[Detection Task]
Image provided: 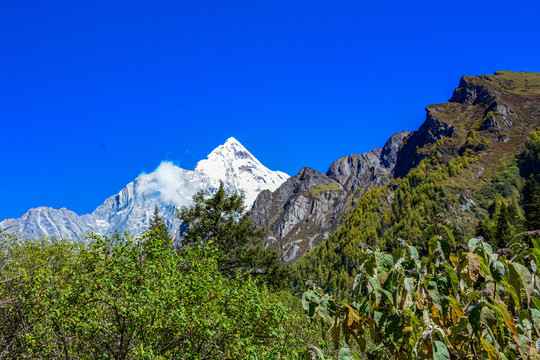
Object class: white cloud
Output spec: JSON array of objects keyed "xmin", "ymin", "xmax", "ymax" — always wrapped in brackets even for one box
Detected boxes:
[{"xmin": 139, "ymin": 161, "xmax": 194, "ymax": 207}]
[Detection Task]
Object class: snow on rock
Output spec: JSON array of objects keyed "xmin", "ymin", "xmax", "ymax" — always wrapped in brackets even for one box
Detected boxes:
[
  {"xmin": 1, "ymin": 138, "xmax": 289, "ymax": 241},
  {"xmin": 195, "ymin": 137, "xmax": 288, "ymax": 206}
]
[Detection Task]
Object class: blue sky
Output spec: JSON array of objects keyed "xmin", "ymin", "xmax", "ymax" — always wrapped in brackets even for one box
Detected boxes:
[{"xmin": 1, "ymin": 0, "xmax": 539, "ymax": 220}]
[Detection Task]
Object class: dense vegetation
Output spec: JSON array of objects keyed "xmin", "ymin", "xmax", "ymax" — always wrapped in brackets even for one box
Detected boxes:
[
  {"xmin": 1, "ymin": 136, "xmax": 538, "ymax": 358},
  {"xmin": 177, "ymin": 183, "xmax": 289, "ymax": 288},
  {"xmin": 0, "ymin": 191, "xmax": 310, "ymax": 359},
  {"xmin": 302, "ymin": 223, "xmax": 540, "ymax": 359}
]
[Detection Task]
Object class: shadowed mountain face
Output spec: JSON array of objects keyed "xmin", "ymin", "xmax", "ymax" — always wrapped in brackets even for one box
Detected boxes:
[{"xmin": 249, "ymin": 131, "xmax": 408, "ymax": 263}]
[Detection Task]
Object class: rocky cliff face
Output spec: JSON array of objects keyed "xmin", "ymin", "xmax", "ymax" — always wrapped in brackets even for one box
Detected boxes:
[
  {"xmin": 250, "ymin": 131, "xmax": 408, "ymax": 263},
  {"xmin": 393, "ymin": 109, "xmax": 454, "ymax": 178}
]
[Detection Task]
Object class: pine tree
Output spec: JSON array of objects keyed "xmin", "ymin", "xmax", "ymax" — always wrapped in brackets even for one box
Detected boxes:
[
  {"xmin": 522, "ymin": 179, "xmax": 540, "ymax": 230},
  {"xmin": 475, "ymin": 219, "xmax": 494, "ymax": 243},
  {"xmin": 519, "ymin": 131, "xmax": 540, "ymax": 231},
  {"xmin": 148, "ymin": 205, "xmax": 171, "ymax": 243},
  {"xmin": 494, "ymin": 204, "xmax": 512, "ymax": 248},
  {"xmin": 519, "ymin": 130, "xmax": 540, "ymax": 181},
  {"xmin": 141, "ymin": 206, "xmax": 172, "ymax": 258},
  {"xmin": 177, "ymin": 182, "xmax": 289, "ymax": 287}
]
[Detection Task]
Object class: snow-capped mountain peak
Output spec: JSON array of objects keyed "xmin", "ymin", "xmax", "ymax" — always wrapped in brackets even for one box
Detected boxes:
[
  {"xmin": 195, "ymin": 137, "xmax": 288, "ymax": 206},
  {"xmin": 1, "ymin": 138, "xmax": 289, "ymax": 241}
]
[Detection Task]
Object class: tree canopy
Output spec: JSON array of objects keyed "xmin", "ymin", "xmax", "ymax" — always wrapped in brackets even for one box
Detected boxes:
[{"xmin": 177, "ymin": 182, "xmax": 289, "ymax": 288}]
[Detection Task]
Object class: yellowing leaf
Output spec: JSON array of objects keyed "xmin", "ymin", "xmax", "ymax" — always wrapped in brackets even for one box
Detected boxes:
[
  {"xmin": 487, "ymin": 303, "xmax": 518, "ymax": 336},
  {"xmin": 449, "ymin": 253, "xmax": 459, "ymax": 267},
  {"xmin": 467, "ymin": 253, "xmax": 480, "ymax": 282},
  {"xmin": 480, "ymin": 338, "xmax": 498, "ymax": 360}
]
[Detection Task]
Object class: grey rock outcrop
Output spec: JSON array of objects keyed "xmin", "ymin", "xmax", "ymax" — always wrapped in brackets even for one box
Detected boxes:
[
  {"xmin": 393, "ymin": 108, "xmax": 454, "ymax": 178},
  {"xmin": 250, "ymin": 131, "xmax": 408, "ymax": 263}
]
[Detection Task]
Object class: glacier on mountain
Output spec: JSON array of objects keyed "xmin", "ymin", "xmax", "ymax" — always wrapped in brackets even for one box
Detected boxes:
[{"xmin": 1, "ymin": 137, "xmax": 289, "ymax": 241}]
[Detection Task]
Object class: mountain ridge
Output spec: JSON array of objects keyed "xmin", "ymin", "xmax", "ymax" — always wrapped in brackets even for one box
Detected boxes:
[
  {"xmin": 292, "ymin": 70, "xmax": 540, "ymax": 293},
  {"xmin": 250, "ymin": 131, "xmax": 409, "ymax": 262},
  {"xmin": 1, "ymin": 137, "xmax": 289, "ymax": 241}
]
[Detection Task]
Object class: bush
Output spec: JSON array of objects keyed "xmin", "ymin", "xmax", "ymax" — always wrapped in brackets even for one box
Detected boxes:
[{"xmin": 0, "ymin": 231, "xmax": 305, "ymax": 359}]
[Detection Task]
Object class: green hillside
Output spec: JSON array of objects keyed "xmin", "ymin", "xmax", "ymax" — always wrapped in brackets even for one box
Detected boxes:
[{"xmin": 293, "ymin": 71, "xmax": 540, "ymax": 295}]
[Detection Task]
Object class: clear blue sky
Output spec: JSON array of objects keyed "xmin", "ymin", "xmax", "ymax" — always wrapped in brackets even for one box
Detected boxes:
[{"xmin": 1, "ymin": 0, "xmax": 539, "ymax": 220}]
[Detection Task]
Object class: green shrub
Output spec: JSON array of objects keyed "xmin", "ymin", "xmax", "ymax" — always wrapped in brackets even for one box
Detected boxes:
[{"xmin": 0, "ymin": 232, "xmax": 305, "ymax": 359}]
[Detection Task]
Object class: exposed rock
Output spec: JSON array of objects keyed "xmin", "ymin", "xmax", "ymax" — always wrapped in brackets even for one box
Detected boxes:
[
  {"xmin": 450, "ymin": 75, "xmax": 502, "ymax": 106},
  {"xmin": 250, "ymin": 131, "xmax": 408, "ymax": 263},
  {"xmin": 394, "ymin": 109, "xmax": 454, "ymax": 178},
  {"xmin": 381, "ymin": 131, "xmax": 410, "ymax": 168}
]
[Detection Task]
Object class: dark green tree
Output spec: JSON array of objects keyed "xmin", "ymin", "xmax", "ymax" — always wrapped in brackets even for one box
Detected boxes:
[
  {"xmin": 141, "ymin": 206, "xmax": 172, "ymax": 259},
  {"xmin": 148, "ymin": 206, "xmax": 171, "ymax": 243},
  {"xmin": 522, "ymin": 178, "xmax": 540, "ymax": 230},
  {"xmin": 177, "ymin": 182, "xmax": 289, "ymax": 288},
  {"xmin": 519, "ymin": 130, "xmax": 540, "ymax": 181},
  {"xmin": 494, "ymin": 203, "xmax": 513, "ymax": 248},
  {"xmin": 519, "ymin": 130, "xmax": 540, "ymax": 231},
  {"xmin": 475, "ymin": 218, "xmax": 494, "ymax": 243}
]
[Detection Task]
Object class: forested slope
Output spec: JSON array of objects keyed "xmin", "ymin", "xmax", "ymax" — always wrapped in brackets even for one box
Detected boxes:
[{"xmin": 293, "ymin": 71, "xmax": 540, "ymax": 294}]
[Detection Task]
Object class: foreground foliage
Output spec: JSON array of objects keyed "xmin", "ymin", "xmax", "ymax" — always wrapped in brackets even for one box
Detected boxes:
[
  {"xmin": 0, "ymin": 231, "xmax": 305, "ymax": 359},
  {"xmin": 302, "ymin": 224, "xmax": 540, "ymax": 359}
]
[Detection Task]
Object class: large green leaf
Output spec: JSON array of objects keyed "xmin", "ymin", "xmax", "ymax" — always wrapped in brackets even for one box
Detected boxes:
[
  {"xmin": 404, "ymin": 277, "xmax": 415, "ymax": 296},
  {"xmin": 490, "ymin": 260, "xmax": 505, "ymax": 283},
  {"xmin": 502, "ymin": 280, "xmax": 521, "ymax": 312},
  {"xmin": 530, "ymin": 308, "xmax": 540, "ymax": 334},
  {"xmin": 441, "ymin": 225, "xmax": 456, "ymax": 248},
  {"xmin": 386, "ymin": 313, "xmax": 402, "ymax": 344},
  {"xmin": 468, "ymin": 238, "xmax": 480, "ymax": 252},
  {"xmin": 451, "ymin": 316, "xmax": 469, "ymax": 335},
  {"xmin": 508, "ymin": 262, "xmax": 532, "ymax": 302},
  {"xmin": 375, "ymin": 252, "xmax": 393, "ymax": 285},
  {"xmin": 338, "ymin": 346, "xmax": 352, "ymax": 360},
  {"xmin": 482, "ymin": 241, "xmax": 493, "ymax": 256},
  {"xmin": 466, "ymin": 303, "xmax": 483, "ymax": 332},
  {"xmin": 352, "ymin": 273, "xmax": 363, "ymax": 297},
  {"xmin": 302, "ymin": 290, "xmax": 321, "ymax": 318},
  {"xmin": 332, "ymin": 312, "xmax": 341, "ymax": 350},
  {"xmin": 476, "ymin": 252, "xmax": 491, "ymax": 278},
  {"xmin": 531, "ymin": 296, "xmax": 540, "ymax": 311},
  {"xmin": 407, "ymin": 245, "xmax": 420, "ymax": 264},
  {"xmin": 426, "ymin": 278, "xmax": 443, "ymax": 314},
  {"xmin": 433, "ymin": 340, "xmax": 450, "ymax": 360},
  {"xmin": 354, "ymin": 327, "xmax": 366, "ymax": 352},
  {"xmin": 368, "ymin": 276, "xmax": 382, "ymax": 307},
  {"xmin": 533, "ymin": 237, "xmax": 540, "ymax": 251},
  {"xmin": 443, "ymin": 263, "xmax": 459, "ymax": 297}
]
